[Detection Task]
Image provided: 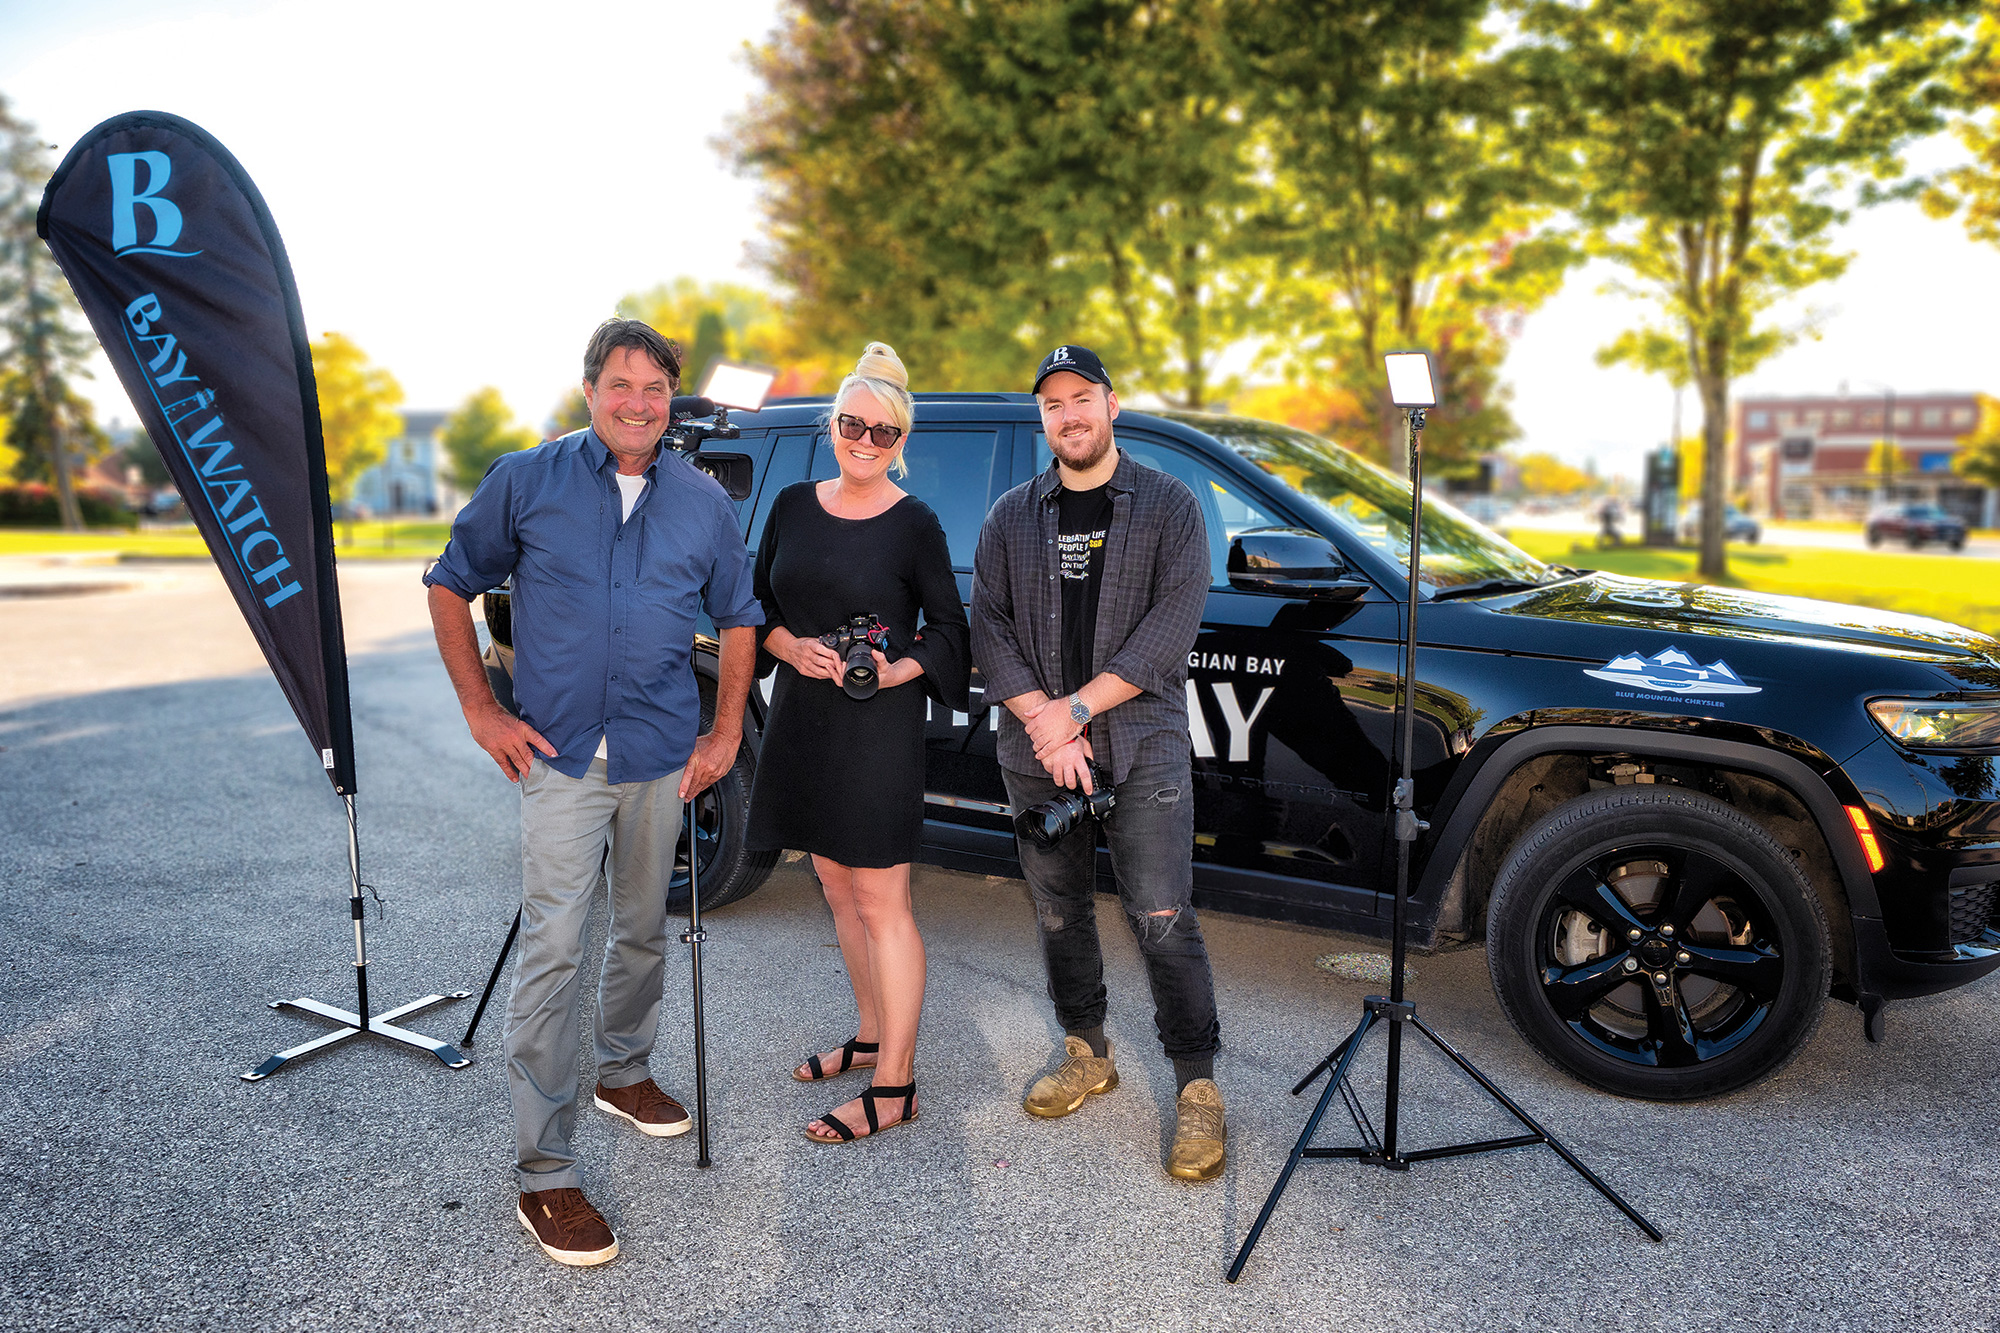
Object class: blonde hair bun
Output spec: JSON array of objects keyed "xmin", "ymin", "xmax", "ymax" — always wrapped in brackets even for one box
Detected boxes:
[{"xmin": 853, "ymin": 341, "xmax": 908, "ymax": 391}]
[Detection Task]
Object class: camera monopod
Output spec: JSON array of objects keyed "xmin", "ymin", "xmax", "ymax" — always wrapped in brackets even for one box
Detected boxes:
[
  {"xmin": 683, "ymin": 797, "xmax": 713, "ymax": 1168},
  {"xmin": 457, "ymin": 802, "xmax": 714, "ymax": 1166}
]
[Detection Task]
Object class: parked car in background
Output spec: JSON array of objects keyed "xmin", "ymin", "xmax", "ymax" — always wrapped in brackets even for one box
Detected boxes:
[
  {"xmin": 1679, "ymin": 502, "xmax": 1760, "ymax": 545},
  {"xmin": 1866, "ymin": 503, "xmax": 1967, "ymax": 551},
  {"xmin": 478, "ymin": 396, "xmax": 2000, "ymax": 1102}
]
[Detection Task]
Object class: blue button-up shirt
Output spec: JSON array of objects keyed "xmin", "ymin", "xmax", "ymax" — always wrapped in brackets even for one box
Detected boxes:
[{"xmin": 425, "ymin": 428, "xmax": 763, "ymax": 785}]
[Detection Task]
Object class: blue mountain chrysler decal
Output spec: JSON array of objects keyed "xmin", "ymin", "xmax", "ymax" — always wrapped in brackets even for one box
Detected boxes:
[{"xmin": 1584, "ymin": 646, "xmax": 1762, "ymax": 695}]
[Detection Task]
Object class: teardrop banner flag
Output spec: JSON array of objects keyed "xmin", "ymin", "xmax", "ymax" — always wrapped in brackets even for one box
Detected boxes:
[{"xmin": 38, "ymin": 110, "xmax": 356, "ymax": 795}]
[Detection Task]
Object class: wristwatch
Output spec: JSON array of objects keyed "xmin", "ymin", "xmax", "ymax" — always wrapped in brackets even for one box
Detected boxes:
[{"xmin": 1068, "ymin": 693, "xmax": 1092, "ymax": 728}]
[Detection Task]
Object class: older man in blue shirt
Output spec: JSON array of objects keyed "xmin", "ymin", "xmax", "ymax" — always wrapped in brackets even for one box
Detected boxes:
[{"xmin": 426, "ymin": 319, "xmax": 761, "ymax": 1267}]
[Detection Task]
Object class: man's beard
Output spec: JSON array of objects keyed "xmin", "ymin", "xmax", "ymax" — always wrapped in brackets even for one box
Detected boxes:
[{"xmin": 1051, "ymin": 421, "xmax": 1114, "ymax": 471}]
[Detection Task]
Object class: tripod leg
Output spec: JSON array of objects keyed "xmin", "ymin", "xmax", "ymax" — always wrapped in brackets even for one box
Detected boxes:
[
  {"xmin": 1226, "ymin": 1010, "xmax": 1378, "ymax": 1283},
  {"xmin": 461, "ymin": 906, "xmax": 523, "ymax": 1048},
  {"xmin": 1408, "ymin": 1015, "xmax": 1662, "ymax": 1242}
]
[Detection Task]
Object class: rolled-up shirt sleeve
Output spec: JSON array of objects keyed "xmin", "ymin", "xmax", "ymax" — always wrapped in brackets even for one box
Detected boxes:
[
  {"xmin": 971, "ymin": 502, "xmax": 1042, "ymax": 705},
  {"xmin": 703, "ymin": 493, "xmax": 765, "ymax": 631},
  {"xmin": 903, "ymin": 506, "xmax": 971, "ymax": 712},
  {"xmin": 1100, "ymin": 483, "xmax": 1207, "ymax": 700},
  {"xmin": 423, "ymin": 457, "xmax": 520, "ymax": 600}
]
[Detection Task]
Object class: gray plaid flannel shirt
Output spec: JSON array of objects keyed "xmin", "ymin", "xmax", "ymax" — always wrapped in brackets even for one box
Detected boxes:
[{"xmin": 971, "ymin": 447, "xmax": 1209, "ymax": 784}]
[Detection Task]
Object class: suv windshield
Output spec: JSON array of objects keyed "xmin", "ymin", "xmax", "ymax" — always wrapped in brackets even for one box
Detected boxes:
[{"xmin": 1161, "ymin": 412, "xmax": 1554, "ymax": 593}]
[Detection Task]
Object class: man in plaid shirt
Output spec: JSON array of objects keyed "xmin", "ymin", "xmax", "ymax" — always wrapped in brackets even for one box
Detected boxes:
[{"xmin": 971, "ymin": 345, "xmax": 1227, "ymax": 1182}]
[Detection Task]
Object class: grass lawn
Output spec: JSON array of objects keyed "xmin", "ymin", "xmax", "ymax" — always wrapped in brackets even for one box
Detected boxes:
[
  {"xmin": 0, "ymin": 521, "xmax": 452, "ymax": 561},
  {"xmin": 1507, "ymin": 531, "xmax": 2000, "ymax": 638}
]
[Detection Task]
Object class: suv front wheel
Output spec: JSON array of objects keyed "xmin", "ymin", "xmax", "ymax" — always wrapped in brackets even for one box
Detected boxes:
[
  {"xmin": 1486, "ymin": 787, "xmax": 1830, "ymax": 1101},
  {"xmin": 671, "ymin": 683, "xmax": 780, "ymax": 914}
]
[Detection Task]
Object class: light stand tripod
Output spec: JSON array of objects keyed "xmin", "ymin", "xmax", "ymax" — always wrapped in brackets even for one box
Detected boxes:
[
  {"xmin": 1226, "ymin": 360, "xmax": 1662, "ymax": 1282},
  {"xmin": 242, "ymin": 796, "xmax": 471, "ymax": 1081}
]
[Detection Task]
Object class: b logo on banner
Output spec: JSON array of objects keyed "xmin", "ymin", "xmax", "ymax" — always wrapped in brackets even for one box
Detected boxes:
[{"xmin": 107, "ymin": 151, "xmax": 202, "ymax": 258}]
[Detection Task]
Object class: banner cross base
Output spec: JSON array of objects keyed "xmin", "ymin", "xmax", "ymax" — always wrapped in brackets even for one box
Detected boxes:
[{"xmin": 241, "ymin": 990, "xmax": 472, "ymax": 1082}]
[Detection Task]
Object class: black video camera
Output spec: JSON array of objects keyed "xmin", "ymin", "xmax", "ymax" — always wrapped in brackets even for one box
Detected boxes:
[
  {"xmin": 819, "ymin": 614, "xmax": 892, "ymax": 699},
  {"xmin": 1013, "ymin": 764, "xmax": 1115, "ymax": 849}
]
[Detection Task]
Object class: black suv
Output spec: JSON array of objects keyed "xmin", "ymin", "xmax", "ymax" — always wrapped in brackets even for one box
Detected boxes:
[{"xmin": 480, "ymin": 395, "xmax": 2000, "ymax": 1101}]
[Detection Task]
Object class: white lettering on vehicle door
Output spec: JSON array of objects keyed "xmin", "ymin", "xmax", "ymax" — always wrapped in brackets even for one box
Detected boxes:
[
  {"xmin": 1213, "ymin": 684, "xmax": 1276, "ymax": 763},
  {"xmin": 1185, "ymin": 680, "xmax": 1216, "ymax": 759}
]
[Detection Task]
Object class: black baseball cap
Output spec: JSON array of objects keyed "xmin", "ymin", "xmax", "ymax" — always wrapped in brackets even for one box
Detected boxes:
[{"xmin": 1033, "ymin": 345, "xmax": 1113, "ymax": 395}]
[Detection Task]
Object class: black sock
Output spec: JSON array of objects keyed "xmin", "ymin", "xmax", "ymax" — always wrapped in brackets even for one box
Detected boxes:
[
  {"xmin": 1173, "ymin": 1055, "xmax": 1214, "ymax": 1092},
  {"xmin": 1068, "ymin": 1025, "xmax": 1108, "ymax": 1059}
]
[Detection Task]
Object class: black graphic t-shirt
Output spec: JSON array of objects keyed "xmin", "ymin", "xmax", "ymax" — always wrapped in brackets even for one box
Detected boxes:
[{"xmin": 1056, "ymin": 482, "xmax": 1113, "ymax": 696}]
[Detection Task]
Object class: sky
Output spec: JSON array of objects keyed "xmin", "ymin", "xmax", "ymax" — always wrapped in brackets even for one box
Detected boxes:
[{"xmin": 8, "ymin": 0, "xmax": 2000, "ymax": 482}]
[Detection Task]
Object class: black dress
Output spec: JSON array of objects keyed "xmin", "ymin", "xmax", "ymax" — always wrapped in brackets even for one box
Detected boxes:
[{"xmin": 746, "ymin": 482, "xmax": 971, "ymax": 868}]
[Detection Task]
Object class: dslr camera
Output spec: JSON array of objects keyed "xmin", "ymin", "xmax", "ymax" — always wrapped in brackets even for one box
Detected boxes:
[
  {"xmin": 819, "ymin": 614, "xmax": 892, "ymax": 699},
  {"xmin": 1013, "ymin": 764, "xmax": 1116, "ymax": 849}
]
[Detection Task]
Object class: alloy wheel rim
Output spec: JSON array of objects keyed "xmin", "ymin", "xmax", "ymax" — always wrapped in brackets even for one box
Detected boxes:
[{"xmin": 1534, "ymin": 846, "xmax": 1786, "ymax": 1068}]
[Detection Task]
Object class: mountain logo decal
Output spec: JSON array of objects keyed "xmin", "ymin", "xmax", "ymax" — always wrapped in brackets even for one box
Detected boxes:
[{"xmin": 1584, "ymin": 646, "xmax": 1762, "ymax": 695}]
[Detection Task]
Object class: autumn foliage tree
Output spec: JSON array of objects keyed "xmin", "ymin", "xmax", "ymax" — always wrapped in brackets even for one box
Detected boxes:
[
  {"xmin": 310, "ymin": 331, "xmax": 403, "ymax": 524},
  {"xmin": 732, "ymin": 0, "xmax": 1257, "ymax": 406},
  {"xmin": 440, "ymin": 387, "xmax": 535, "ymax": 495},
  {"xmin": 0, "ymin": 95, "xmax": 105, "ymax": 529},
  {"xmin": 1512, "ymin": 0, "xmax": 1972, "ymax": 579}
]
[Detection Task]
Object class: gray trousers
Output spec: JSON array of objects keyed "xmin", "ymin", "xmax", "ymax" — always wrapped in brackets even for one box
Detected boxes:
[{"xmin": 507, "ymin": 755, "xmax": 684, "ymax": 1192}]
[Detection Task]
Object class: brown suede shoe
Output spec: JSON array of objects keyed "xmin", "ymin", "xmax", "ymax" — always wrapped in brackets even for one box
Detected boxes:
[
  {"xmin": 1167, "ymin": 1078, "xmax": 1227, "ymax": 1181},
  {"xmin": 593, "ymin": 1078, "xmax": 692, "ymax": 1138},
  {"xmin": 517, "ymin": 1188, "xmax": 618, "ymax": 1266},
  {"xmin": 1024, "ymin": 1036, "xmax": 1118, "ymax": 1118}
]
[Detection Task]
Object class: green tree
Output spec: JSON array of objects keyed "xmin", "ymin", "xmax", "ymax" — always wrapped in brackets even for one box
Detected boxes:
[
  {"xmin": 0, "ymin": 95, "xmax": 105, "ymax": 529},
  {"xmin": 122, "ymin": 427, "xmax": 171, "ymax": 488},
  {"xmin": 440, "ymin": 387, "xmax": 535, "ymax": 493},
  {"xmin": 732, "ymin": 0, "xmax": 1257, "ymax": 406},
  {"xmin": 1923, "ymin": 6, "xmax": 2000, "ymax": 244},
  {"xmin": 1867, "ymin": 436, "xmax": 1908, "ymax": 496},
  {"xmin": 1237, "ymin": 0, "xmax": 1572, "ymax": 471},
  {"xmin": 1514, "ymin": 0, "xmax": 1972, "ymax": 579},
  {"xmin": 1954, "ymin": 392, "xmax": 2000, "ymax": 487},
  {"xmin": 547, "ymin": 386, "xmax": 590, "ymax": 437},
  {"xmin": 310, "ymin": 331, "xmax": 403, "ymax": 526}
]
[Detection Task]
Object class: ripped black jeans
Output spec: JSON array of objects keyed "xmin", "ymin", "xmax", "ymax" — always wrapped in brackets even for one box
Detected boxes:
[{"xmin": 1001, "ymin": 759, "xmax": 1220, "ymax": 1061}]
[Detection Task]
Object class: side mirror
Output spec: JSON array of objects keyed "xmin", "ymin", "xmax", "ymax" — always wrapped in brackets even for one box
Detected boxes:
[
  {"xmin": 1227, "ymin": 528, "xmax": 1369, "ymax": 601},
  {"xmin": 691, "ymin": 451, "xmax": 755, "ymax": 501}
]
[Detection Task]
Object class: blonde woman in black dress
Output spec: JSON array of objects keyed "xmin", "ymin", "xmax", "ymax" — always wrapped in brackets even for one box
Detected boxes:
[{"xmin": 747, "ymin": 342, "xmax": 970, "ymax": 1143}]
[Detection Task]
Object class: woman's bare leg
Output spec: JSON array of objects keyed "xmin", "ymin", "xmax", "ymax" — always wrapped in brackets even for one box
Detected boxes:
[
  {"xmin": 794, "ymin": 855, "xmax": 880, "ymax": 1080},
  {"xmin": 808, "ymin": 863, "xmax": 925, "ymax": 1138}
]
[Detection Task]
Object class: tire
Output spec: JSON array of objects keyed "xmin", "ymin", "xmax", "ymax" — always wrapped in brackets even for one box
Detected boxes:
[
  {"xmin": 670, "ymin": 684, "xmax": 779, "ymax": 914},
  {"xmin": 1865, "ymin": 530, "xmax": 1881, "ymax": 548},
  {"xmin": 1486, "ymin": 787, "xmax": 1830, "ymax": 1101}
]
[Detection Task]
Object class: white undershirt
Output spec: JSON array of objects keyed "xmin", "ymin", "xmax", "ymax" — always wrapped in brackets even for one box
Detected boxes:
[{"xmin": 595, "ymin": 472, "xmax": 652, "ymax": 762}]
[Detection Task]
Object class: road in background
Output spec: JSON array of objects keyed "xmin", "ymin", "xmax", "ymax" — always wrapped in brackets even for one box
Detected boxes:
[
  {"xmin": 3, "ymin": 564, "xmax": 1996, "ymax": 1331},
  {"xmin": 1498, "ymin": 505, "xmax": 2000, "ymax": 559}
]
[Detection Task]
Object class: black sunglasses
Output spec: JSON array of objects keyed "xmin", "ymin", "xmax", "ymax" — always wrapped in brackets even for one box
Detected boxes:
[{"xmin": 836, "ymin": 413, "xmax": 904, "ymax": 449}]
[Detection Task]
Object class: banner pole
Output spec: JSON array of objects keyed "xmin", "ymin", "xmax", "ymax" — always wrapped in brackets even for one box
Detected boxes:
[
  {"xmin": 240, "ymin": 794, "xmax": 471, "ymax": 1081},
  {"xmin": 346, "ymin": 795, "xmax": 371, "ymax": 1030}
]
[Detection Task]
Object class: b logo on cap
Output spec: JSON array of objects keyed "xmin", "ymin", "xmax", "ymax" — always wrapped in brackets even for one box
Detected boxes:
[{"xmin": 1052, "ymin": 347, "xmax": 1071, "ymax": 363}]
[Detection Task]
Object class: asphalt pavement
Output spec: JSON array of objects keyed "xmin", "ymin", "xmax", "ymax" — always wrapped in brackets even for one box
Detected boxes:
[{"xmin": 3, "ymin": 561, "xmax": 1998, "ymax": 1332}]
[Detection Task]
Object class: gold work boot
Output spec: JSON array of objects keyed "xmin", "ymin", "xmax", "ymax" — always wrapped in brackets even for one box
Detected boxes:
[
  {"xmin": 1024, "ymin": 1036, "xmax": 1118, "ymax": 1118},
  {"xmin": 1167, "ymin": 1078, "xmax": 1227, "ymax": 1180}
]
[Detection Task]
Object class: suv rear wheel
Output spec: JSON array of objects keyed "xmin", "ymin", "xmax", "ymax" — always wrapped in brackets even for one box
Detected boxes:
[{"xmin": 1486, "ymin": 787, "xmax": 1830, "ymax": 1101}]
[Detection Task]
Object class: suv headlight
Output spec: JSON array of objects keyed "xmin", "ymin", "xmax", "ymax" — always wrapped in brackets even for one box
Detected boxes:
[{"xmin": 1866, "ymin": 698, "xmax": 2000, "ymax": 750}]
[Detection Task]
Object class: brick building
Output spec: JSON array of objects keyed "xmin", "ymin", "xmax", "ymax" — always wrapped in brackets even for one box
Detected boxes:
[{"xmin": 1732, "ymin": 391, "xmax": 1993, "ymax": 525}]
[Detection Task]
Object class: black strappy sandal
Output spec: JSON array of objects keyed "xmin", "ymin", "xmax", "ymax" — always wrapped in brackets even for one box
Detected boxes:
[
  {"xmin": 807, "ymin": 1081, "xmax": 918, "ymax": 1143},
  {"xmin": 793, "ymin": 1037, "xmax": 879, "ymax": 1083}
]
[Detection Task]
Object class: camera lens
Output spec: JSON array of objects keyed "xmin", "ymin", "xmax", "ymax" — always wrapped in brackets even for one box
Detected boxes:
[
  {"xmin": 1014, "ymin": 792, "xmax": 1086, "ymax": 848},
  {"xmin": 840, "ymin": 643, "xmax": 878, "ymax": 699}
]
